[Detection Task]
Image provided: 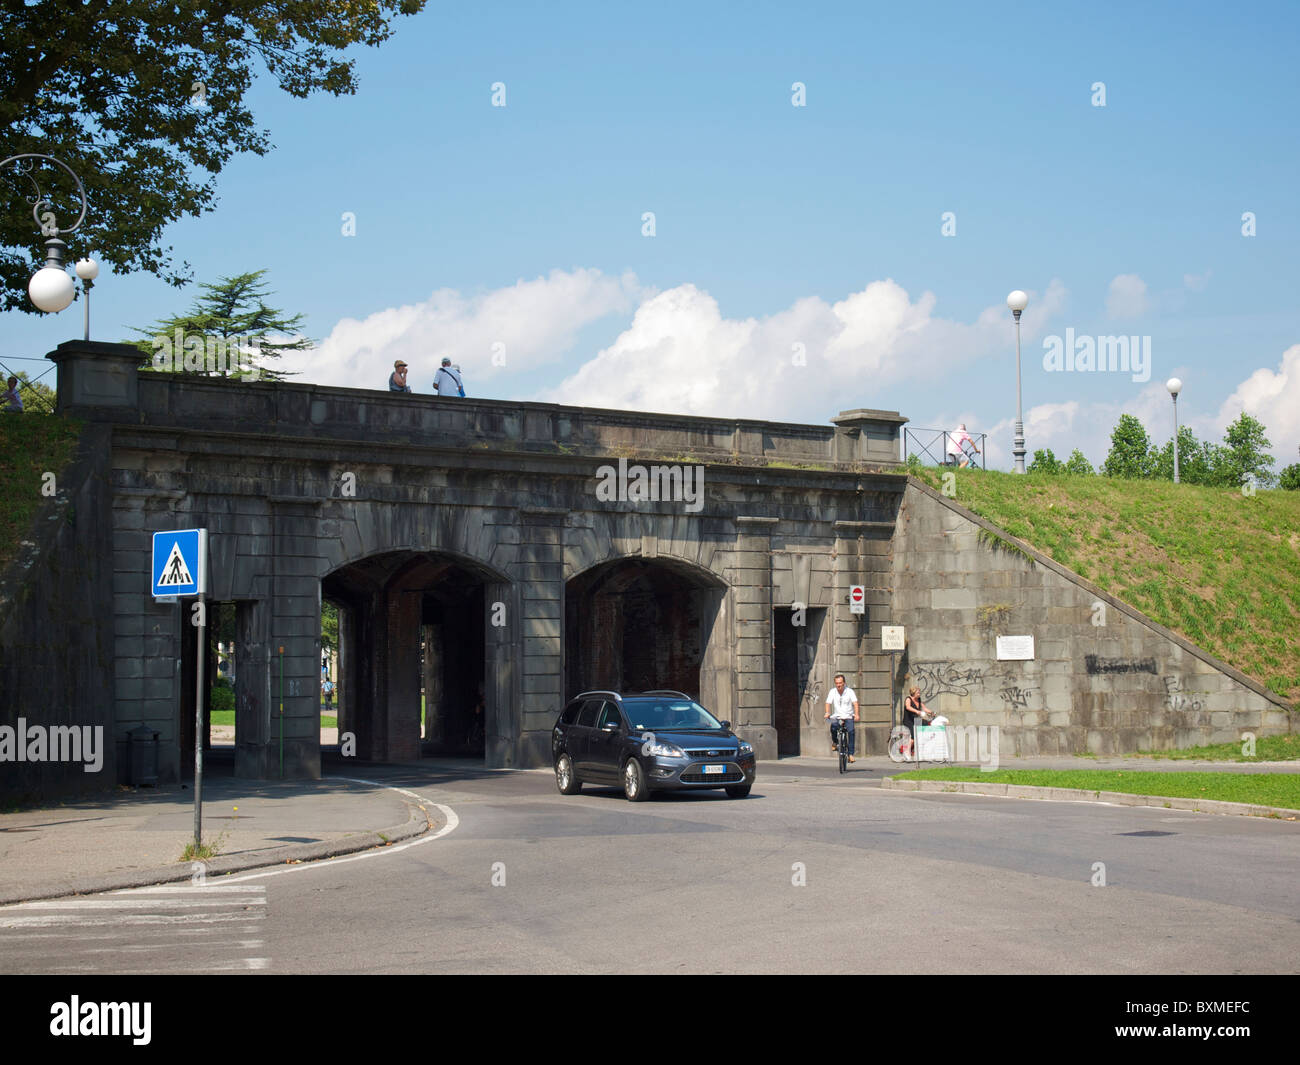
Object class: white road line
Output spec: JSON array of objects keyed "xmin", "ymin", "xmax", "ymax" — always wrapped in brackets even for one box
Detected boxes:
[
  {"xmin": 111, "ymin": 885, "xmax": 268, "ymax": 895},
  {"xmin": 12, "ymin": 897, "xmax": 266, "ymax": 910},
  {"xmin": 0, "ymin": 911, "xmax": 265, "ymax": 929},
  {"xmin": 219, "ymin": 780, "xmax": 458, "ymax": 885}
]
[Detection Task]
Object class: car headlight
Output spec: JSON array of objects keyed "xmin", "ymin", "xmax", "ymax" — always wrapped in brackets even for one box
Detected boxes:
[
  {"xmin": 645, "ymin": 741, "xmax": 685, "ymax": 758},
  {"xmin": 738, "ymin": 742, "xmax": 754, "ymax": 756}
]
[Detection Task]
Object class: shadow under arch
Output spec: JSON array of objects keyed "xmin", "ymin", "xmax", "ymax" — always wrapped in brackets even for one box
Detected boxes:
[
  {"xmin": 322, "ymin": 548, "xmax": 515, "ymax": 764},
  {"xmin": 565, "ymin": 554, "xmax": 732, "ymax": 720}
]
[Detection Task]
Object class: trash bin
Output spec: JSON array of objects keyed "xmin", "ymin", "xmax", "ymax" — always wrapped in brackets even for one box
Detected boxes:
[{"xmin": 128, "ymin": 723, "xmax": 159, "ymax": 786}]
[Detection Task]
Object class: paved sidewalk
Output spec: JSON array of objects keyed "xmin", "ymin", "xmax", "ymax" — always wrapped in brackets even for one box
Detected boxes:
[{"xmin": 0, "ymin": 768, "xmax": 431, "ymax": 905}]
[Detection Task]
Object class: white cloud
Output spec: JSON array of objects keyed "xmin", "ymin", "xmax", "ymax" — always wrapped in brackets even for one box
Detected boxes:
[
  {"xmin": 1106, "ymin": 273, "xmax": 1149, "ymax": 319},
  {"xmin": 281, "ymin": 268, "xmax": 644, "ymax": 387},
  {"xmin": 1214, "ymin": 343, "xmax": 1300, "ymax": 470},
  {"xmin": 540, "ymin": 278, "xmax": 1069, "ymax": 424},
  {"xmin": 1183, "ymin": 270, "xmax": 1211, "ymax": 292}
]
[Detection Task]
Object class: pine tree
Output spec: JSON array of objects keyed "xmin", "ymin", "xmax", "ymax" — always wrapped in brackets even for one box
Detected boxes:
[{"xmin": 131, "ymin": 270, "xmax": 312, "ymax": 381}]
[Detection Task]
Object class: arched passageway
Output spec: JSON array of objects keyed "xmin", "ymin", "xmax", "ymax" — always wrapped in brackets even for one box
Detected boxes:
[
  {"xmin": 565, "ymin": 558, "xmax": 730, "ymax": 712},
  {"xmin": 323, "ymin": 551, "xmax": 510, "ymax": 762}
]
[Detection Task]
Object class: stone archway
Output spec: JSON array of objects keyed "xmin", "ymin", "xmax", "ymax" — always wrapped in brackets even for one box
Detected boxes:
[
  {"xmin": 565, "ymin": 557, "xmax": 731, "ymax": 717},
  {"xmin": 322, "ymin": 550, "xmax": 514, "ymax": 763}
]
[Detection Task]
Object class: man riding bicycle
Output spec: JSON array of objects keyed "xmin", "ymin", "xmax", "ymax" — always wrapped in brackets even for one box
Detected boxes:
[{"xmin": 824, "ymin": 673, "xmax": 860, "ymax": 763}]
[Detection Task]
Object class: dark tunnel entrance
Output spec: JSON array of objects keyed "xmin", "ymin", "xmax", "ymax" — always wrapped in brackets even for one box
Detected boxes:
[
  {"xmin": 565, "ymin": 558, "xmax": 729, "ymax": 711},
  {"xmin": 322, "ymin": 551, "xmax": 506, "ymax": 762}
]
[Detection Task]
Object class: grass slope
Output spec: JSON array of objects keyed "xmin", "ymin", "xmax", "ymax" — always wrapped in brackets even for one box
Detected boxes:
[
  {"xmin": 910, "ymin": 466, "xmax": 1300, "ymax": 700},
  {"xmin": 0, "ymin": 415, "xmax": 83, "ymax": 572},
  {"xmin": 897, "ymin": 767, "xmax": 1300, "ymax": 811}
]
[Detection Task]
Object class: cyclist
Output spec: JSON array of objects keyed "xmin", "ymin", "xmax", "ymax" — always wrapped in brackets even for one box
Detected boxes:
[{"xmin": 824, "ymin": 673, "xmax": 860, "ymax": 763}]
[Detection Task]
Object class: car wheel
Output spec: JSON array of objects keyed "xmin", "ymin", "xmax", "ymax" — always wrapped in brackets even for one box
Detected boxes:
[
  {"xmin": 725, "ymin": 784, "xmax": 751, "ymax": 799},
  {"xmin": 555, "ymin": 754, "xmax": 582, "ymax": 795},
  {"xmin": 623, "ymin": 757, "xmax": 650, "ymax": 802}
]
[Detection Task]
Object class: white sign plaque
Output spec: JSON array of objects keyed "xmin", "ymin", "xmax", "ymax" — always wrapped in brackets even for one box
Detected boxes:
[
  {"xmin": 996, "ymin": 635, "xmax": 1035, "ymax": 661},
  {"xmin": 881, "ymin": 625, "xmax": 905, "ymax": 651}
]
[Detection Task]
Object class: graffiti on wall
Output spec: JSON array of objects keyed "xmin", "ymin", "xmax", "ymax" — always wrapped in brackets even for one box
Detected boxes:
[
  {"xmin": 1085, "ymin": 655, "xmax": 1157, "ymax": 675},
  {"xmin": 911, "ymin": 662, "xmax": 987, "ymax": 700}
]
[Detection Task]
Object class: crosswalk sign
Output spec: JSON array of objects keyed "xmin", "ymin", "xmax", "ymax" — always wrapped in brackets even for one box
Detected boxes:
[{"xmin": 152, "ymin": 529, "xmax": 207, "ymax": 597}]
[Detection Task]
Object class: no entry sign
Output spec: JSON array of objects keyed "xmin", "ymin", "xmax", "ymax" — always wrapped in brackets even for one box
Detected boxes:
[{"xmin": 849, "ymin": 585, "xmax": 865, "ymax": 615}]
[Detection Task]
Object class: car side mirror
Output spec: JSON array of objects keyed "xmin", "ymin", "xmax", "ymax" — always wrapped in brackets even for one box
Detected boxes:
[
  {"xmin": 600, "ymin": 722, "xmax": 619, "ymax": 733},
  {"xmin": 720, "ymin": 720, "xmax": 731, "ymax": 730}
]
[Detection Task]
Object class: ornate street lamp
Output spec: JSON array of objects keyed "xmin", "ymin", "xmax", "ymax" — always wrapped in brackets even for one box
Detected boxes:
[
  {"xmin": 0, "ymin": 153, "xmax": 91, "ymax": 313},
  {"xmin": 1006, "ymin": 289, "xmax": 1029, "ymax": 473},
  {"xmin": 1166, "ymin": 377, "xmax": 1183, "ymax": 483}
]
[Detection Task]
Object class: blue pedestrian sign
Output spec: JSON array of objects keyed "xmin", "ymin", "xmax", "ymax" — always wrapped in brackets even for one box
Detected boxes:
[{"xmin": 152, "ymin": 529, "xmax": 208, "ymax": 597}]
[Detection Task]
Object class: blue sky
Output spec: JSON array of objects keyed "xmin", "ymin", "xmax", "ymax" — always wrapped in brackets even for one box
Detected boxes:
[{"xmin": 5, "ymin": 0, "xmax": 1298, "ymax": 470}]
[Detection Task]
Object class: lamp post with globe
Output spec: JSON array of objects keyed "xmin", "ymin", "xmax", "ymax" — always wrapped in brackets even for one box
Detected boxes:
[
  {"xmin": 1006, "ymin": 289, "xmax": 1029, "ymax": 473},
  {"xmin": 1166, "ymin": 377, "xmax": 1183, "ymax": 483},
  {"xmin": 0, "ymin": 153, "xmax": 95, "ymax": 315}
]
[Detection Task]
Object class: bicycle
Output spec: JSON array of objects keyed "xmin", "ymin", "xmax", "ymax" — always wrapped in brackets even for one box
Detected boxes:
[{"xmin": 831, "ymin": 719, "xmax": 851, "ymax": 774}]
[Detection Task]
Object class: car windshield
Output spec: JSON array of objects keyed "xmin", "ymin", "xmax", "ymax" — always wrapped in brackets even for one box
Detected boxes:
[{"xmin": 621, "ymin": 698, "xmax": 723, "ymax": 731}]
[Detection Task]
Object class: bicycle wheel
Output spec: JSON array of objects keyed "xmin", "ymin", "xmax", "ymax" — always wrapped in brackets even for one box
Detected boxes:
[
  {"xmin": 887, "ymin": 727, "xmax": 908, "ymax": 763},
  {"xmin": 838, "ymin": 727, "xmax": 848, "ymax": 774}
]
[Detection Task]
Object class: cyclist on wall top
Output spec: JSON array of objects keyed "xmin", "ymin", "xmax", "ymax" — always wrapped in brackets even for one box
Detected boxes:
[{"xmin": 824, "ymin": 673, "xmax": 860, "ymax": 763}]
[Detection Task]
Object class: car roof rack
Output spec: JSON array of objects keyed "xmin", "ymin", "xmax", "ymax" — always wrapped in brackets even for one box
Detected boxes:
[{"xmin": 636, "ymin": 689, "xmax": 692, "ymax": 699}]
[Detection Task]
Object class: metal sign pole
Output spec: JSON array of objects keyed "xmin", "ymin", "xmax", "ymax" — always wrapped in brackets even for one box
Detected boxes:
[{"xmin": 194, "ymin": 593, "xmax": 205, "ymax": 850}]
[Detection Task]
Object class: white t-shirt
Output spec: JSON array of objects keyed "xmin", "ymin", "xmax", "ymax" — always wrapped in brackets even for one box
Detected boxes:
[
  {"xmin": 826, "ymin": 686, "xmax": 858, "ymax": 719},
  {"xmin": 947, "ymin": 429, "xmax": 970, "ymax": 456},
  {"xmin": 434, "ymin": 366, "xmax": 464, "ymax": 396}
]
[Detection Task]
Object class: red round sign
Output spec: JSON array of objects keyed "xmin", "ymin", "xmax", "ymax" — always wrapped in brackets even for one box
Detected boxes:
[{"xmin": 851, "ymin": 587, "xmax": 863, "ymax": 601}]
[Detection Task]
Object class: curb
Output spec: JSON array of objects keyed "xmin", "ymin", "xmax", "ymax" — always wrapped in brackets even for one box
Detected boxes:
[
  {"xmin": 0, "ymin": 800, "xmax": 434, "ymax": 907},
  {"xmin": 880, "ymin": 777, "xmax": 1300, "ymax": 820}
]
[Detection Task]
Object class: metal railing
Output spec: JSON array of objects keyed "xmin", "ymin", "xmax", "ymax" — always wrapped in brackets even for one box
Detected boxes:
[{"xmin": 902, "ymin": 427, "xmax": 986, "ymax": 470}]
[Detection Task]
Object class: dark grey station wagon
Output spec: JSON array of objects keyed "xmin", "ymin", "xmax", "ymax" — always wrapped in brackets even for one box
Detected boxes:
[{"xmin": 552, "ymin": 690, "xmax": 756, "ymax": 801}]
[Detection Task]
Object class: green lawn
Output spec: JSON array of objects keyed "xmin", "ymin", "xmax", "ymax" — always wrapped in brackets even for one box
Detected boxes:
[
  {"xmin": 0, "ymin": 414, "xmax": 83, "ymax": 570},
  {"xmin": 210, "ymin": 711, "xmax": 336, "ymax": 728},
  {"xmin": 909, "ymin": 466, "xmax": 1300, "ymax": 700},
  {"xmin": 896, "ymin": 767, "xmax": 1300, "ymax": 811},
  {"xmin": 1131, "ymin": 733, "xmax": 1300, "ymax": 762}
]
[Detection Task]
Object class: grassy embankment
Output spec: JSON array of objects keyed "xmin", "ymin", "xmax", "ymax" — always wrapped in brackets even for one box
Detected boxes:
[
  {"xmin": 909, "ymin": 465, "xmax": 1300, "ymax": 704},
  {"xmin": 895, "ymin": 766, "xmax": 1300, "ymax": 812},
  {"xmin": 0, "ymin": 414, "xmax": 83, "ymax": 572}
]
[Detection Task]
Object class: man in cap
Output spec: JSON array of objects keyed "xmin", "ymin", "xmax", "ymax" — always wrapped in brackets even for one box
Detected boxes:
[
  {"xmin": 388, "ymin": 360, "xmax": 412, "ymax": 392},
  {"xmin": 433, "ymin": 357, "xmax": 465, "ymax": 398}
]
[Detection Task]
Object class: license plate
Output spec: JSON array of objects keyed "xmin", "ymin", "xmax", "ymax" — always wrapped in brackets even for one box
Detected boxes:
[{"xmin": 703, "ymin": 764, "xmax": 725, "ymax": 775}]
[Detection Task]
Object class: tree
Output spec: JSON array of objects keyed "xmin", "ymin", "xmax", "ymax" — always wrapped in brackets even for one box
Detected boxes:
[
  {"xmin": 1064, "ymin": 448, "xmax": 1095, "ymax": 476},
  {"xmin": 1027, "ymin": 448, "xmax": 1064, "ymax": 474},
  {"xmin": 1102, "ymin": 414, "xmax": 1156, "ymax": 478},
  {"xmin": 1153, "ymin": 425, "xmax": 1219, "ymax": 485},
  {"xmin": 1218, "ymin": 412, "xmax": 1275, "ymax": 488},
  {"xmin": 1279, "ymin": 464, "xmax": 1300, "ymax": 491},
  {"xmin": 0, "ymin": 1, "xmax": 425, "ymax": 314},
  {"xmin": 130, "ymin": 270, "xmax": 312, "ymax": 380}
]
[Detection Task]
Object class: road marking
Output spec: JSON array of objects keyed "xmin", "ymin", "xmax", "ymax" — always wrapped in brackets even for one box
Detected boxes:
[{"xmin": 218, "ymin": 778, "xmax": 459, "ymax": 885}]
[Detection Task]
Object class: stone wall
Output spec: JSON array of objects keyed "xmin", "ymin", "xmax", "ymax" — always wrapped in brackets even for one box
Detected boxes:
[
  {"xmin": 0, "ymin": 422, "xmax": 117, "ymax": 798},
  {"xmin": 891, "ymin": 480, "xmax": 1292, "ymax": 755}
]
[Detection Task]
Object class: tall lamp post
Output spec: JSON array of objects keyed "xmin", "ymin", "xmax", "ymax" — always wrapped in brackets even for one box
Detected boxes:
[
  {"xmin": 1166, "ymin": 377, "xmax": 1182, "ymax": 483},
  {"xmin": 1007, "ymin": 289, "xmax": 1029, "ymax": 473},
  {"xmin": 0, "ymin": 153, "xmax": 91, "ymax": 313}
]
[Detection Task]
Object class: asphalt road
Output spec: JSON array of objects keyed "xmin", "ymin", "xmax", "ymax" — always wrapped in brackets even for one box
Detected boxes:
[{"xmin": 3, "ymin": 761, "xmax": 1298, "ymax": 974}]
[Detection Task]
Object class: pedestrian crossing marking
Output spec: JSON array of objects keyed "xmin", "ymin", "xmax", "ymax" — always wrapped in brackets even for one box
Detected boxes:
[{"xmin": 157, "ymin": 541, "xmax": 193, "ymax": 586}]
